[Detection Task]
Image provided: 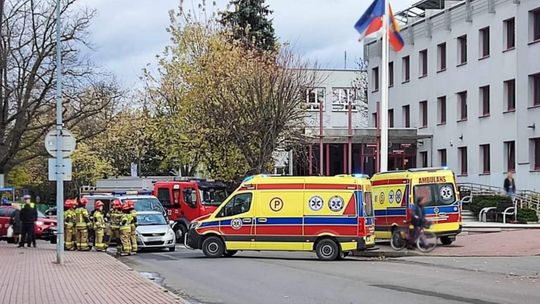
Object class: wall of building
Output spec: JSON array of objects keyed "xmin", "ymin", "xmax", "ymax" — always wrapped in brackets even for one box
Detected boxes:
[{"xmin": 366, "ymin": 0, "xmax": 540, "ymax": 191}]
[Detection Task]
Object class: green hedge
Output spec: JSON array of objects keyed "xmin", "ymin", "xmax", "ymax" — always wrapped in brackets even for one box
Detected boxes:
[
  {"xmin": 469, "ymin": 195, "xmax": 512, "ymax": 217},
  {"xmin": 517, "ymin": 208, "xmax": 539, "ymax": 223}
]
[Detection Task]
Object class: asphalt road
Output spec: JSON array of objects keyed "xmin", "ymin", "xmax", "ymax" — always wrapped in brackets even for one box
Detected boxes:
[{"xmin": 121, "ymin": 246, "xmax": 540, "ymax": 304}]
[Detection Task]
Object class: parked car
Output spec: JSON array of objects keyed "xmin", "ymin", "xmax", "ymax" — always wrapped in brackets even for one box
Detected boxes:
[
  {"xmin": 0, "ymin": 206, "xmax": 57, "ymax": 243},
  {"xmin": 135, "ymin": 211, "xmax": 176, "ymax": 251}
]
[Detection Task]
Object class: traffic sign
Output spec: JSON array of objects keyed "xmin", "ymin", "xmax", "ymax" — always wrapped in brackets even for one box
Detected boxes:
[
  {"xmin": 45, "ymin": 129, "xmax": 76, "ymax": 158},
  {"xmin": 48, "ymin": 158, "xmax": 72, "ymax": 181}
]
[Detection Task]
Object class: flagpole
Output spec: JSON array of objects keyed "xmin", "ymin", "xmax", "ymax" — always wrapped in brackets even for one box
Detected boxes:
[{"xmin": 379, "ymin": 0, "xmax": 389, "ymax": 172}]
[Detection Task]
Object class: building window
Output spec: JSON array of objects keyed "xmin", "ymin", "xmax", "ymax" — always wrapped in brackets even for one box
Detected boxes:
[
  {"xmin": 402, "ymin": 56, "xmax": 410, "ymax": 82},
  {"xmin": 479, "ymin": 27, "xmax": 490, "ymax": 58},
  {"xmin": 332, "ymin": 88, "xmax": 358, "ymax": 111},
  {"xmin": 420, "ymin": 151, "xmax": 428, "ymax": 168},
  {"xmin": 504, "ymin": 18, "xmax": 515, "ymax": 50},
  {"xmin": 530, "ymin": 73, "xmax": 540, "ymax": 106},
  {"xmin": 402, "ymin": 105, "xmax": 410, "ymax": 128},
  {"xmin": 505, "ymin": 141, "xmax": 516, "ymax": 172},
  {"xmin": 419, "ymin": 49, "xmax": 428, "ymax": 77},
  {"xmin": 419, "ymin": 100, "xmax": 428, "ymax": 128},
  {"xmin": 373, "ymin": 112, "xmax": 378, "ymax": 128},
  {"xmin": 480, "ymin": 144, "xmax": 490, "ymax": 174},
  {"xmin": 530, "ymin": 8, "xmax": 540, "ymax": 42},
  {"xmin": 438, "ymin": 149, "xmax": 447, "ymax": 167},
  {"xmin": 504, "ymin": 79, "xmax": 516, "ymax": 112},
  {"xmin": 457, "ymin": 91, "xmax": 468, "ymax": 121},
  {"xmin": 306, "ymin": 88, "xmax": 325, "ymax": 111},
  {"xmin": 389, "ymin": 62, "xmax": 394, "ymax": 87},
  {"xmin": 458, "ymin": 147, "xmax": 468, "ymax": 175},
  {"xmin": 372, "ymin": 67, "xmax": 379, "ymax": 91},
  {"xmin": 388, "ymin": 109, "xmax": 394, "ymax": 128},
  {"xmin": 457, "ymin": 35, "xmax": 467, "ymax": 65},
  {"xmin": 532, "ymin": 138, "xmax": 540, "ymax": 170},
  {"xmin": 479, "ymin": 85, "xmax": 490, "ymax": 116},
  {"xmin": 437, "ymin": 96, "xmax": 446, "ymax": 125},
  {"xmin": 437, "ymin": 43, "xmax": 446, "ymax": 71}
]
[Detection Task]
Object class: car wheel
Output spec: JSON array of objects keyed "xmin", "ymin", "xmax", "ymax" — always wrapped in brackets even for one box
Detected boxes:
[
  {"xmin": 315, "ymin": 239, "xmax": 340, "ymax": 261},
  {"xmin": 440, "ymin": 236, "xmax": 454, "ymax": 246},
  {"xmin": 223, "ymin": 250, "xmax": 237, "ymax": 257},
  {"xmin": 175, "ymin": 224, "xmax": 187, "ymax": 243},
  {"xmin": 169, "ymin": 246, "xmax": 176, "ymax": 252},
  {"xmin": 202, "ymin": 236, "xmax": 225, "ymax": 258}
]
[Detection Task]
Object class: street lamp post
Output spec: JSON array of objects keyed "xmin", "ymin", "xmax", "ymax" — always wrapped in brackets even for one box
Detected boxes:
[{"xmin": 54, "ymin": 0, "xmax": 65, "ymax": 265}]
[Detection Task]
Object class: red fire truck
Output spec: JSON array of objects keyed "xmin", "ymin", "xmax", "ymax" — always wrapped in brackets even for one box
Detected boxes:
[{"xmin": 94, "ymin": 177, "xmax": 229, "ymax": 241}]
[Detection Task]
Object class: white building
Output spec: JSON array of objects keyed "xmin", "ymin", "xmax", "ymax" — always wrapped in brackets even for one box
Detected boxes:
[{"xmin": 366, "ymin": 0, "xmax": 540, "ymax": 191}]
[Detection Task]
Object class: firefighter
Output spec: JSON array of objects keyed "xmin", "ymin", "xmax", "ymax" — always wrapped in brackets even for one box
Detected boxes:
[
  {"xmin": 118, "ymin": 203, "xmax": 132, "ymax": 256},
  {"xmin": 64, "ymin": 199, "xmax": 76, "ymax": 251},
  {"xmin": 75, "ymin": 197, "xmax": 91, "ymax": 251},
  {"xmin": 107, "ymin": 199, "xmax": 122, "ymax": 246},
  {"xmin": 127, "ymin": 200, "xmax": 138, "ymax": 255},
  {"xmin": 93, "ymin": 200, "xmax": 107, "ymax": 252}
]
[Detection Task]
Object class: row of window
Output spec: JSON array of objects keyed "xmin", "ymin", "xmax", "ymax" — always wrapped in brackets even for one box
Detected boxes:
[
  {"xmin": 372, "ymin": 9, "xmax": 540, "ymax": 91},
  {"xmin": 373, "ymin": 73, "xmax": 540, "ymax": 128},
  {"xmin": 305, "ymin": 88, "xmax": 363, "ymax": 112},
  {"xmin": 419, "ymin": 139, "xmax": 540, "ymax": 176}
]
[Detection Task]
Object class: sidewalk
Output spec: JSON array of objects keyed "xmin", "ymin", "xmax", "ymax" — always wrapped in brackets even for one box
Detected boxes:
[{"xmin": 0, "ymin": 242, "xmax": 181, "ymax": 304}]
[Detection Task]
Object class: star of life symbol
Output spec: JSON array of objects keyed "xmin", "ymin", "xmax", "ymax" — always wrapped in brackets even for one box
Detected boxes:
[
  {"xmin": 329, "ymin": 196, "xmax": 344, "ymax": 212},
  {"xmin": 231, "ymin": 218, "xmax": 243, "ymax": 230},
  {"xmin": 308, "ymin": 196, "xmax": 324, "ymax": 211},
  {"xmin": 440, "ymin": 186, "xmax": 453, "ymax": 200}
]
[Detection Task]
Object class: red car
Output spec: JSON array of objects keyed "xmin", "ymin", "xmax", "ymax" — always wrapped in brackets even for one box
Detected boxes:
[{"xmin": 0, "ymin": 206, "xmax": 57, "ymax": 243}]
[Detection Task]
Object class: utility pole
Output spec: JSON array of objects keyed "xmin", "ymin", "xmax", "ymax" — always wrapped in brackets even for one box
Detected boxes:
[{"xmin": 55, "ymin": 0, "xmax": 65, "ymax": 265}]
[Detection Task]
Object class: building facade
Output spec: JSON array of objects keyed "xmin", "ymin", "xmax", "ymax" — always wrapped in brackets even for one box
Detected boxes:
[
  {"xmin": 295, "ymin": 69, "xmax": 419, "ymax": 177},
  {"xmin": 366, "ymin": 0, "xmax": 540, "ymax": 191}
]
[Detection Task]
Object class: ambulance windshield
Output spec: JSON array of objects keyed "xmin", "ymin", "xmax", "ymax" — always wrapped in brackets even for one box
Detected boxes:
[{"xmin": 413, "ymin": 183, "xmax": 456, "ymax": 206}]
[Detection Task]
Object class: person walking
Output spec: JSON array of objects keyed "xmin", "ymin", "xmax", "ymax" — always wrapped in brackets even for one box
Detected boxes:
[
  {"xmin": 93, "ymin": 201, "xmax": 107, "ymax": 252},
  {"xmin": 64, "ymin": 199, "xmax": 76, "ymax": 251},
  {"xmin": 127, "ymin": 200, "xmax": 138, "ymax": 255},
  {"xmin": 22, "ymin": 195, "xmax": 37, "ymax": 247},
  {"xmin": 75, "ymin": 197, "xmax": 91, "ymax": 251},
  {"xmin": 118, "ymin": 203, "xmax": 132, "ymax": 256},
  {"xmin": 18, "ymin": 200, "xmax": 37, "ymax": 248},
  {"xmin": 504, "ymin": 172, "xmax": 516, "ymax": 198},
  {"xmin": 9, "ymin": 203, "xmax": 22, "ymax": 245},
  {"xmin": 107, "ymin": 199, "xmax": 122, "ymax": 246}
]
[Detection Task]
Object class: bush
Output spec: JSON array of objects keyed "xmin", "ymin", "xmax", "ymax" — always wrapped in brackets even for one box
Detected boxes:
[
  {"xmin": 517, "ymin": 208, "xmax": 539, "ymax": 223},
  {"xmin": 469, "ymin": 195, "xmax": 511, "ymax": 217}
]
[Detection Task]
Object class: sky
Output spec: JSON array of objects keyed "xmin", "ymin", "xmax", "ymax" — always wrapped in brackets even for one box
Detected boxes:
[{"xmin": 79, "ymin": 0, "xmax": 417, "ymax": 87}]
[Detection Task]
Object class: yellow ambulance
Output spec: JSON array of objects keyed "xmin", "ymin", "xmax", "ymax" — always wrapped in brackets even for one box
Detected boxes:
[
  {"xmin": 185, "ymin": 175, "xmax": 375, "ymax": 261},
  {"xmin": 371, "ymin": 168, "xmax": 461, "ymax": 245}
]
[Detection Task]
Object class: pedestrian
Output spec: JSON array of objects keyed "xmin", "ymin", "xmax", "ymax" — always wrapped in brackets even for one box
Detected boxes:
[
  {"xmin": 128, "ymin": 200, "xmax": 138, "ymax": 255},
  {"xmin": 118, "ymin": 203, "xmax": 132, "ymax": 256},
  {"xmin": 64, "ymin": 199, "xmax": 76, "ymax": 251},
  {"xmin": 22, "ymin": 195, "xmax": 37, "ymax": 247},
  {"xmin": 107, "ymin": 199, "xmax": 122, "ymax": 247},
  {"xmin": 18, "ymin": 199, "xmax": 37, "ymax": 248},
  {"xmin": 93, "ymin": 200, "xmax": 107, "ymax": 252},
  {"xmin": 9, "ymin": 203, "xmax": 22, "ymax": 245},
  {"xmin": 504, "ymin": 172, "xmax": 516, "ymax": 198},
  {"xmin": 75, "ymin": 197, "xmax": 91, "ymax": 251}
]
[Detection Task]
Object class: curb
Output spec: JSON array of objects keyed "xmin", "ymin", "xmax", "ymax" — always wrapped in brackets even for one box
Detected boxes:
[{"xmin": 351, "ymin": 248, "xmax": 420, "ymax": 258}]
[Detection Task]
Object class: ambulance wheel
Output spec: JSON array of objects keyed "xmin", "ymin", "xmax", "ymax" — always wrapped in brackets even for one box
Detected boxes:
[
  {"xmin": 440, "ymin": 236, "xmax": 453, "ymax": 246},
  {"xmin": 202, "ymin": 236, "xmax": 225, "ymax": 258},
  {"xmin": 315, "ymin": 239, "xmax": 340, "ymax": 261},
  {"xmin": 223, "ymin": 250, "xmax": 237, "ymax": 257}
]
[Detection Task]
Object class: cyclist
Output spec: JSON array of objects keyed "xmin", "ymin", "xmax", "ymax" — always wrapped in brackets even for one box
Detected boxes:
[{"xmin": 409, "ymin": 196, "xmax": 429, "ymax": 248}]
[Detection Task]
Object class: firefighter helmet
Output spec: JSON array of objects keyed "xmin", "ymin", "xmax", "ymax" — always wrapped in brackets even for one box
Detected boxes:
[
  {"xmin": 112, "ymin": 199, "xmax": 121, "ymax": 209},
  {"xmin": 95, "ymin": 200, "xmax": 104, "ymax": 209}
]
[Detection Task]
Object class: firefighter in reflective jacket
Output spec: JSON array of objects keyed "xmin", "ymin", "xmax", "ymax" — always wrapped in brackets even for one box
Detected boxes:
[
  {"xmin": 75, "ymin": 197, "xmax": 91, "ymax": 251},
  {"xmin": 118, "ymin": 203, "xmax": 132, "ymax": 256},
  {"xmin": 93, "ymin": 201, "xmax": 107, "ymax": 251},
  {"xmin": 64, "ymin": 199, "xmax": 76, "ymax": 251},
  {"xmin": 127, "ymin": 200, "xmax": 138, "ymax": 255},
  {"xmin": 107, "ymin": 199, "xmax": 122, "ymax": 246}
]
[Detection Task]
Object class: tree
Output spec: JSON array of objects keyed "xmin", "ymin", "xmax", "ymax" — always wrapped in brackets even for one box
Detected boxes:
[
  {"xmin": 219, "ymin": 0, "xmax": 276, "ymax": 51},
  {"xmin": 0, "ymin": 0, "xmax": 117, "ymax": 176}
]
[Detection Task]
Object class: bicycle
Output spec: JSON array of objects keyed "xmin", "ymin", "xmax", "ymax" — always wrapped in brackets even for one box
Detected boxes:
[{"xmin": 390, "ymin": 224, "xmax": 437, "ymax": 253}]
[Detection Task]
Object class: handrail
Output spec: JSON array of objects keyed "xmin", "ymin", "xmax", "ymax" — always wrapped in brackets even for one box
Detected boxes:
[{"xmin": 457, "ymin": 182, "xmax": 540, "ymax": 214}]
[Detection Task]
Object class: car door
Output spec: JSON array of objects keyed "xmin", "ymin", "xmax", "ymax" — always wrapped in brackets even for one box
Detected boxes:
[{"xmin": 216, "ymin": 192, "xmax": 255, "ymax": 250}]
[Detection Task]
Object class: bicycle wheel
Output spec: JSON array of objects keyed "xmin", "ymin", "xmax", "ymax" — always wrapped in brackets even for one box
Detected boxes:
[
  {"xmin": 390, "ymin": 229, "xmax": 407, "ymax": 251},
  {"xmin": 416, "ymin": 231, "xmax": 437, "ymax": 253}
]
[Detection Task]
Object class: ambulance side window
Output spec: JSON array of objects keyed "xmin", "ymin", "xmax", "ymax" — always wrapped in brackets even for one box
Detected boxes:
[{"xmin": 216, "ymin": 193, "xmax": 252, "ymax": 218}]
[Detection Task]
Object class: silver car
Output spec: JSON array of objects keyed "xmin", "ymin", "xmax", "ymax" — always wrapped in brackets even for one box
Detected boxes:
[{"xmin": 136, "ymin": 211, "xmax": 176, "ymax": 251}]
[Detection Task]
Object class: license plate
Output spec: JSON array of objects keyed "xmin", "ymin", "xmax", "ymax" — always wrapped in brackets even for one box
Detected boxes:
[{"xmin": 146, "ymin": 237, "xmax": 162, "ymax": 242}]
